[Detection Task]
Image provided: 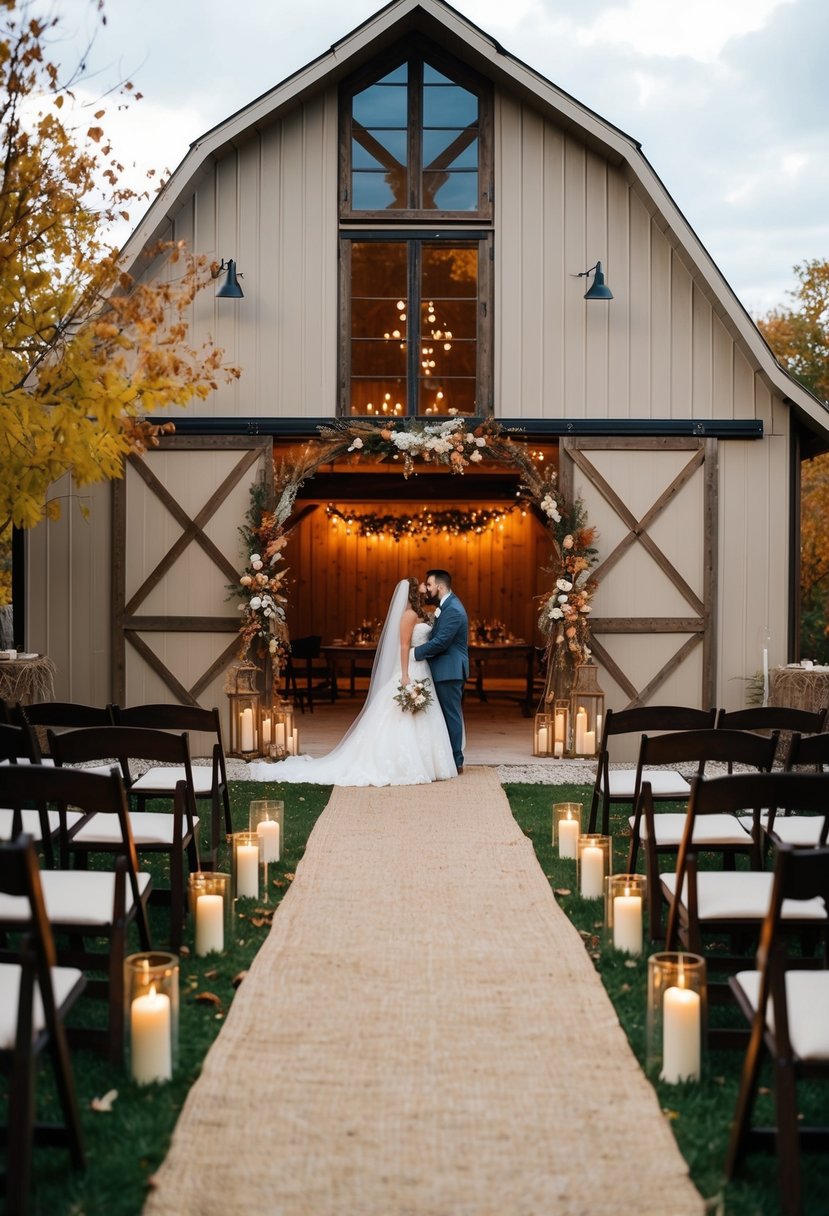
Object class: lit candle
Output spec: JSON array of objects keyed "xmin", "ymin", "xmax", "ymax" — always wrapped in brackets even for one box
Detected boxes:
[
  {"xmin": 257, "ymin": 818, "xmax": 280, "ymax": 863},
  {"xmin": 613, "ymin": 891, "xmax": 643, "ymax": 955},
  {"xmin": 537, "ymin": 725, "xmax": 549, "ymax": 754},
  {"xmin": 262, "ymin": 716, "xmax": 272, "ymax": 746},
  {"xmin": 554, "ymin": 740, "xmax": 564, "ymax": 758},
  {"xmin": 580, "ymin": 844, "xmax": 604, "ymax": 898},
  {"xmin": 131, "ymin": 983, "xmax": 172, "ymax": 1085},
  {"xmin": 236, "ymin": 842, "xmax": 259, "ymax": 899},
  {"xmin": 575, "ymin": 707, "xmax": 587, "ymax": 753},
  {"xmin": 240, "ymin": 707, "xmax": 254, "ymax": 752},
  {"xmin": 558, "ymin": 816, "xmax": 579, "ymax": 859},
  {"xmin": 554, "ymin": 712, "xmax": 565, "ymax": 745},
  {"xmin": 275, "ymin": 722, "xmax": 285, "ymax": 749},
  {"xmin": 583, "ymin": 729, "xmax": 596, "ymax": 756},
  {"xmin": 195, "ymin": 893, "xmax": 224, "ymax": 955},
  {"xmin": 662, "ymin": 984, "xmax": 701, "ymax": 1083}
]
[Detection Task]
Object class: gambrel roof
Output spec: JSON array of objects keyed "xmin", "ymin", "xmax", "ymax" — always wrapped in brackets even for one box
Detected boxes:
[{"xmin": 121, "ymin": 0, "xmax": 829, "ymax": 439}]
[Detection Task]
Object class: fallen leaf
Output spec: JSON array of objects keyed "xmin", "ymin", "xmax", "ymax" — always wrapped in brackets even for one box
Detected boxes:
[
  {"xmin": 662, "ymin": 1108, "xmax": 680, "ymax": 1122},
  {"xmin": 179, "ymin": 945, "xmax": 191, "ymax": 957},
  {"xmin": 194, "ymin": 991, "xmax": 224, "ymax": 1015},
  {"xmin": 232, "ymin": 970, "xmax": 248, "ymax": 988},
  {"xmin": 250, "ymin": 916, "xmax": 267, "ymax": 928},
  {"xmin": 619, "ymin": 983, "xmax": 631, "ymax": 993},
  {"xmin": 203, "ymin": 968, "xmax": 219, "ymax": 980},
  {"xmin": 624, "ymin": 959, "xmax": 638, "ymax": 969},
  {"xmin": 90, "ymin": 1088, "xmax": 118, "ymax": 1113},
  {"xmin": 553, "ymin": 888, "xmax": 571, "ymax": 897}
]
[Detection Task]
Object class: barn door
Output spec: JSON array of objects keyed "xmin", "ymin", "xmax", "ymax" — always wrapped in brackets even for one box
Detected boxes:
[
  {"xmin": 111, "ymin": 436, "xmax": 272, "ymax": 711},
  {"xmin": 560, "ymin": 437, "xmax": 718, "ymax": 710}
]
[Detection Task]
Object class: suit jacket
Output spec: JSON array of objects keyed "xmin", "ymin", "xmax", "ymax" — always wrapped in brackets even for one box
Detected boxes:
[{"xmin": 413, "ymin": 593, "xmax": 469, "ymax": 682}]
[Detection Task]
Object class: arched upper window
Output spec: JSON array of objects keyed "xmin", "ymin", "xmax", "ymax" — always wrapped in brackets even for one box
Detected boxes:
[{"xmin": 341, "ymin": 43, "xmax": 492, "ymax": 219}]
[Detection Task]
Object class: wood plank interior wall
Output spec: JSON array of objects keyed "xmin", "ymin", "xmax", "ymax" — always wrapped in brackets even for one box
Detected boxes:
[{"xmin": 283, "ymin": 499, "xmax": 551, "ymax": 646}]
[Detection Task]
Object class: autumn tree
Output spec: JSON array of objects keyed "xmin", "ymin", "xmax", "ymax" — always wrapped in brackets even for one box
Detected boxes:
[
  {"xmin": 0, "ymin": 0, "xmax": 237, "ymax": 545},
  {"xmin": 758, "ymin": 259, "xmax": 829, "ymax": 659}
]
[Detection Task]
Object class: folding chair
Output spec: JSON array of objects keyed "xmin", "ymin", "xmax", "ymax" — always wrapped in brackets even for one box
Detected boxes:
[
  {"xmin": 0, "ymin": 723, "xmax": 72, "ymax": 867},
  {"xmin": 0, "ymin": 766, "xmax": 152, "ymax": 1065},
  {"xmin": 286, "ymin": 636, "xmax": 333, "ymax": 713},
  {"xmin": 48, "ymin": 725, "xmax": 198, "ymax": 947},
  {"xmin": 0, "ymin": 721, "xmax": 41, "ymax": 765},
  {"xmin": 727, "ymin": 844, "xmax": 829, "ymax": 1216},
  {"xmin": 0, "ymin": 835, "xmax": 86, "ymax": 1214},
  {"xmin": 113, "ymin": 703, "xmax": 232, "ymax": 851},
  {"xmin": 16, "ymin": 701, "xmax": 117, "ymax": 769},
  {"xmin": 588, "ymin": 705, "xmax": 717, "ymax": 834},
  {"xmin": 716, "ymin": 705, "xmax": 827, "ymax": 770},
  {"xmin": 757, "ymin": 732, "xmax": 829, "ymax": 848}
]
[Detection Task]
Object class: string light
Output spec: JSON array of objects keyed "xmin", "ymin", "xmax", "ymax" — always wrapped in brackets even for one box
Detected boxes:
[{"xmin": 325, "ymin": 503, "xmax": 521, "ymax": 542}]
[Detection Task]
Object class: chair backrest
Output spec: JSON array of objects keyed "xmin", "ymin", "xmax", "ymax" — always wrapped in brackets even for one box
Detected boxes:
[
  {"xmin": 290, "ymin": 635, "xmax": 322, "ymax": 660},
  {"xmin": 784, "ymin": 731, "xmax": 829, "ymax": 772},
  {"xmin": 0, "ymin": 721, "xmax": 41, "ymax": 764},
  {"xmin": 716, "ymin": 705, "xmax": 828, "ymax": 735},
  {"xmin": 114, "ymin": 704, "xmax": 227, "ymax": 771},
  {"xmin": 17, "ymin": 701, "xmax": 116, "ymax": 730},
  {"xmin": 0, "ymin": 834, "xmax": 60, "ymax": 974},
  {"xmin": 601, "ymin": 705, "xmax": 716, "ymax": 747},
  {"xmin": 638, "ymin": 727, "xmax": 778, "ymax": 772}
]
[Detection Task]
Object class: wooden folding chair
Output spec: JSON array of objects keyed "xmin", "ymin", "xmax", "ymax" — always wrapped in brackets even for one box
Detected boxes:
[
  {"xmin": 0, "ymin": 723, "xmax": 72, "ymax": 868},
  {"xmin": 757, "ymin": 732, "xmax": 829, "ymax": 848},
  {"xmin": 286, "ymin": 635, "xmax": 333, "ymax": 713},
  {"xmin": 48, "ymin": 725, "xmax": 199, "ymax": 946},
  {"xmin": 588, "ymin": 705, "xmax": 717, "ymax": 834},
  {"xmin": 716, "ymin": 705, "xmax": 827, "ymax": 770},
  {"xmin": 16, "ymin": 701, "xmax": 117, "ymax": 769},
  {"xmin": 0, "ymin": 765, "xmax": 152, "ymax": 1065},
  {"xmin": 727, "ymin": 844, "xmax": 829, "ymax": 1216},
  {"xmin": 0, "ymin": 835, "xmax": 86, "ymax": 1214},
  {"xmin": 113, "ymin": 703, "xmax": 232, "ymax": 851}
]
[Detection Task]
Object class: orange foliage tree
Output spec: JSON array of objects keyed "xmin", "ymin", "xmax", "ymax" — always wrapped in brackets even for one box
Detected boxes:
[
  {"xmin": 758, "ymin": 260, "xmax": 829, "ymax": 658},
  {"xmin": 0, "ymin": 0, "xmax": 238, "ymax": 545}
]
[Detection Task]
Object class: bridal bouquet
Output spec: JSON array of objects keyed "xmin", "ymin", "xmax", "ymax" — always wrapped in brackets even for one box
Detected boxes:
[{"xmin": 394, "ymin": 677, "xmax": 434, "ymax": 714}]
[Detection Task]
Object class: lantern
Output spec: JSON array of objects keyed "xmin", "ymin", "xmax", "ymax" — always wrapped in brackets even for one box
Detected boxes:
[
  {"xmin": 533, "ymin": 699, "xmax": 569, "ymax": 758},
  {"xmin": 568, "ymin": 663, "xmax": 605, "ymax": 757},
  {"xmin": 261, "ymin": 695, "xmax": 295, "ymax": 760},
  {"xmin": 226, "ymin": 661, "xmax": 263, "ymax": 758}
]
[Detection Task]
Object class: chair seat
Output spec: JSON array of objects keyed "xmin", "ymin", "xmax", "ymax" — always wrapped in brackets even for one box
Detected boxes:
[
  {"xmin": 609, "ymin": 769, "xmax": 690, "ymax": 799},
  {"xmin": 72, "ymin": 812, "xmax": 197, "ymax": 847},
  {"xmin": 0, "ymin": 870, "xmax": 151, "ymax": 927},
  {"xmin": 661, "ymin": 871, "xmax": 828, "ymax": 922},
  {"xmin": 767, "ymin": 818, "xmax": 828, "ymax": 847},
  {"xmin": 131, "ymin": 765, "xmax": 213, "ymax": 796},
  {"xmin": 734, "ymin": 970, "xmax": 829, "ymax": 1060},
  {"xmin": 630, "ymin": 811, "xmax": 751, "ymax": 846},
  {"xmin": 0, "ymin": 961, "xmax": 85, "ymax": 1049},
  {"xmin": 0, "ymin": 807, "xmax": 84, "ymax": 842}
]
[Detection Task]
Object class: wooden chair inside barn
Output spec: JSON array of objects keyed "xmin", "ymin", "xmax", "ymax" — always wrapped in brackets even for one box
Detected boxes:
[
  {"xmin": 588, "ymin": 705, "xmax": 717, "ymax": 835},
  {"xmin": 726, "ymin": 843, "xmax": 829, "ymax": 1216},
  {"xmin": 285, "ymin": 636, "xmax": 333, "ymax": 713},
  {"xmin": 112, "ymin": 703, "xmax": 232, "ymax": 852},
  {"xmin": 0, "ymin": 765, "xmax": 152, "ymax": 1065},
  {"xmin": 632, "ymin": 729, "xmax": 778, "ymax": 936},
  {"xmin": 662, "ymin": 773, "xmax": 829, "ymax": 1025},
  {"xmin": 0, "ymin": 835, "xmax": 86, "ymax": 1215},
  {"xmin": 47, "ymin": 726, "xmax": 198, "ymax": 947}
]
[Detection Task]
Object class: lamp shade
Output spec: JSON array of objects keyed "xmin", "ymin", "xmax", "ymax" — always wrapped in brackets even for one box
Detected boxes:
[
  {"xmin": 584, "ymin": 261, "xmax": 613, "ymax": 301},
  {"xmin": 216, "ymin": 259, "xmax": 244, "ymax": 299}
]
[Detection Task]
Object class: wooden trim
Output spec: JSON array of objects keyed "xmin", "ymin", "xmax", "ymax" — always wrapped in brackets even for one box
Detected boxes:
[
  {"xmin": 111, "ymin": 477, "xmax": 127, "ymax": 704},
  {"xmin": 591, "ymin": 617, "xmax": 703, "ymax": 633},
  {"xmin": 125, "ymin": 631, "xmax": 197, "ymax": 706},
  {"xmin": 702, "ymin": 437, "xmax": 719, "ymax": 705},
  {"xmin": 588, "ymin": 636, "xmax": 639, "ymax": 703},
  {"xmin": 191, "ymin": 637, "xmax": 242, "ymax": 702},
  {"xmin": 123, "ymin": 617, "xmax": 240, "ymax": 632},
  {"xmin": 566, "ymin": 436, "xmax": 705, "ymax": 452},
  {"xmin": 634, "ymin": 633, "xmax": 704, "ymax": 708}
]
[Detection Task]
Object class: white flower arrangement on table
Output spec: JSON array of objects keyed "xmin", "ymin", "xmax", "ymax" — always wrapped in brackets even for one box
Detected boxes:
[{"xmin": 394, "ymin": 677, "xmax": 434, "ymax": 714}]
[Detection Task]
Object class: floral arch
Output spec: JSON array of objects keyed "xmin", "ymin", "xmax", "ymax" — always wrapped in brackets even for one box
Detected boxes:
[{"xmin": 233, "ymin": 416, "xmax": 598, "ymax": 703}]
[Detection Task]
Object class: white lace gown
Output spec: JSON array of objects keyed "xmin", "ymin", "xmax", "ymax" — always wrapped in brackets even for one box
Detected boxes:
[{"xmin": 248, "ymin": 622, "xmax": 457, "ymax": 786}]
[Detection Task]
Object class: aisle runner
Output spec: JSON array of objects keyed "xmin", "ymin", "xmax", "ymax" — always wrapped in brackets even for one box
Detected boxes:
[{"xmin": 145, "ymin": 769, "xmax": 703, "ymax": 1216}]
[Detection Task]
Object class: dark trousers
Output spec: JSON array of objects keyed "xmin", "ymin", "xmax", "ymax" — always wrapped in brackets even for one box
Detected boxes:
[{"xmin": 435, "ymin": 678, "xmax": 465, "ymax": 769}]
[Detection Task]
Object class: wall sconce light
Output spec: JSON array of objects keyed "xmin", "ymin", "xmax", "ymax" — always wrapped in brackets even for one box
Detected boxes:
[
  {"xmin": 577, "ymin": 261, "xmax": 613, "ymax": 301},
  {"xmin": 212, "ymin": 258, "xmax": 244, "ymax": 299}
]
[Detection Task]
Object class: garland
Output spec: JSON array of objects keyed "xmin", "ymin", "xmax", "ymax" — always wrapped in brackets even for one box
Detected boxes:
[
  {"xmin": 326, "ymin": 502, "xmax": 519, "ymax": 541},
  {"xmin": 231, "ymin": 415, "xmax": 598, "ymax": 692}
]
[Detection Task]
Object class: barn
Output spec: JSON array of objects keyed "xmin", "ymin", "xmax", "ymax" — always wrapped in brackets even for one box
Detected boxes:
[{"xmin": 23, "ymin": 0, "xmax": 829, "ymax": 732}]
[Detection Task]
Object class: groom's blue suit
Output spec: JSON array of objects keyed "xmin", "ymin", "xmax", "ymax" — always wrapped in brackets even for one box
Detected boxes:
[{"xmin": 413, "ymin": 592, "xmax": 469, "ymax": 770}]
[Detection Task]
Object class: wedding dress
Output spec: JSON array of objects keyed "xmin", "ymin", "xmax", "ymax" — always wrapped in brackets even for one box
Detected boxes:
[{"xmin": 248, "ymin": 582, "xmax": 457, "ymax": 786}]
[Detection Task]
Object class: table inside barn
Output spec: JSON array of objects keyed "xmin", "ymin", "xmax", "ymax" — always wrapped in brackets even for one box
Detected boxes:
[
  {"xmin": 322, "ymin": 642, "xmax": 536, "ymax": 714},
  {"xmin": 0, "ymin": 654, "xmax": 56, "ymax": 706},
  {"xmin": 770, "ymin": 664, "xmax": 829, "ymax": 715}
]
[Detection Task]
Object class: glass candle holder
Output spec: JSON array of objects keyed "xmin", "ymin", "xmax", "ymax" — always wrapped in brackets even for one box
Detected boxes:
[
  {"xmin": 124, "ymin": 951, "xmax": 179, "ymax": 1085},
  {"xmin": 553, "ymin": 801, "xmax": 583, "ymax": 858},
  {"xmin": 232, "ymin": 830, "xmax": 260, "ymax": 902},
  {"xmin": 577, "ymin": 833, "xmax": 612, "ymax": 899},
  {"xmin": 646, "ymin": 951, "xmax": 707, "ymax": 1084},
  {"xmin": 249, "ymin": 800, "xmax": 284, "ymax": 863},
  {"xmin": 605, "ymin": 873, "xmax": 646, "ymax": 956},
  {"xmin": 188, "ymin": 871, "xmax": 231, "ymax": 956}
]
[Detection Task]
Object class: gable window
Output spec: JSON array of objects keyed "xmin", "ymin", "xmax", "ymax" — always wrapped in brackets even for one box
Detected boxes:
[{"xmin": 340, "ymin": 42, "xmax": 492, "ymax": 417}]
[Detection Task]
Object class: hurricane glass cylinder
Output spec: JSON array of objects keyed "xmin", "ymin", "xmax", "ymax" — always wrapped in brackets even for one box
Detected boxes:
[
  {"xmin": 568, "ymin": 663, "xmax": 605, "ymax": 757},
  {"xmin": 249, "ymin": 799, "xmax": 284, "ymax": 863},
  {"xmin": 577, "ymin": 833, "xmax": 612, "ymax": 899},
  {"xmin": 605, "ymin": 873, "xmax": 646, "ymax": 955},
  {"xmin": 188, "ymin": 871, "xmax": 231, "ymax": 956},
  {"xmin": 646, "ymin": 951, "xmax": 706, "ymax": 1084},
  {"xmin": 125, "ymin": 951, "xmax": 179, "ymax": 1085},
  {"xmin": 232, "ymin": 830, "xmax": 261, "ymax": 901},
  {"xmin": 553, "ymin": 801, "xmax": 583, "ymax": 858}
]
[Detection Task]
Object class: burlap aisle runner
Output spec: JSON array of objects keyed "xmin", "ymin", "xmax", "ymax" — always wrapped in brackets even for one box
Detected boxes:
[{"xmin": 145, "ymin": 769, "xmax": 703, "ymax": 1216}]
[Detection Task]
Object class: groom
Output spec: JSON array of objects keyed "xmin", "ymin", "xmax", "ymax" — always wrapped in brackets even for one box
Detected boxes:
[{"xmin": 415, "ymin": 569, "xmax": 469, "ymax": 774}]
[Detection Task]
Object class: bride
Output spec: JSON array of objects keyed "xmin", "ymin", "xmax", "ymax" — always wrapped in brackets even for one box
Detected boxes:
[{"xmin": 248, "ymin": 578, "xmax": 457, "ymax": 786}]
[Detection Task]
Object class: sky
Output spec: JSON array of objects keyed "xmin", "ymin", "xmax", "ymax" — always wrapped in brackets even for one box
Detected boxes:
[{"xmin": 52, "ymin": 0, "xmax": 829, "ymax": 317}]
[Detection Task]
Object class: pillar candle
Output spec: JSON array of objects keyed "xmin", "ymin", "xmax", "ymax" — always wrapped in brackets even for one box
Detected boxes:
[
  {"xmin": 291, "ymin": 727, "xmax": 299, "ymax": 755},
  {"xmin": 537, "ymin": 725, "xmax": 549, "ymax": 754},
  {"xmin": 262, "ymin": 717, "xmax": 272, "ymax": 746},
  {"xmin": 583, "ymin": 729, "xmax": 596, "ymax": 755},
  {"xmin": 236, "ymin": 843, "xmax": 259, "ymax": 899},
  {"xmin": 558, "ymin": 816, "xmax": 579, "ymax": 859},
  {"xmin": 575, "ymin": 707, "xmax": 587, "ymax": 753},
  {"xmin": 596, "ymin": 713, "xmax": 603, "ymax": 738},
  {"xmin": 130, "ymin": 984, "xmax": 172, "ymax": 1085},
  {"xmin": 554, "ymin": 712, "xmax": 565, "ymax": 744},
  {"xmin": 195, "ymin": 893, "xmax": 224, "ymax": 955},
  {"xmin": 275, "ymin": 723, "xmax": 285, "ymax": 749},
  {"xmin": 257, "ymin": 818, "xmax": 280, "ymax": 863},
  {"xmin": 661, "ymin": 985, "xmax": 701, "ymax": 1083},
  {"xmin": 613, "ymin": 892, "xmax": 643, "ymax": 955},
  {"xmin": 240, "ymin": 707, "xmax": 254, "ymax": 752},
  {"xmin": 554, "ymin": 740, "xmax": 564, "ymax": 758},
  {"xmin": 580, "ymin": 844, "xmax": 604, "ymax": 898}
]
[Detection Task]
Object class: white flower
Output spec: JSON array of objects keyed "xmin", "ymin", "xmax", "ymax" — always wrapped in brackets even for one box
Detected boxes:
[
  {"xmin": 249, "ymin": 596, "xmax": 262, "ymax": 610},
  {"xmin": 269, "ymin": 638, "xmax": 278, "ymax": 653},
  {"xmin": 251, "ymin": 559, "xmax": 263, "ymax": 571},
  {"xmin": 548, "ymin": 606, "xmax": 564, "ymax": 620},
  {"xmin": 414, "ymin": 695, "xmax": 425, "ymax": 706},
  {"xmin": 475, "ymin": 436, "xmax": 486, "ymax": 447},
  {"xmin": 250, "ymin": 553, "xmax": 261, "ymax": 563},
  {"xmin": 556, "ymin": 578, "xmax": 573, "ymax": 592},
  {"xmin": 581, "ymin": 604, "xmax": 592, "ymax": 614},
  {"xmin": 391, "ymin": 432, "xmax": 417, "ymax": 451},
  {"xmin": 347, "ymin": 436, "xmax": 364, "ymax": 452},
  {"xmin": 470, "ymin": 450, "xmax": 483, "ymax": 462},
  {"xmin": 557, "ymin": 594, "xmax": 569, "ymax": 604},
  {"xmin": 466, "ymin": 433, "xmax": 476, "ymax": 444}
]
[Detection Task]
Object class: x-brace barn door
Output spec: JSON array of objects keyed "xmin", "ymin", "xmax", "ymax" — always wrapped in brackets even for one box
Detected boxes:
[
  {"xmin": 111, "ymin": 436, "xmax": 272, "ymax": 709},
  {"xmin": 560, "ymin": 437, "xmax": 718, "ymax": 710}
]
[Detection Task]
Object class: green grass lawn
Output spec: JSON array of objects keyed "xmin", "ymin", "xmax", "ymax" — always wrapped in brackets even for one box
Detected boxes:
[{"xmin": 15, "ymin": 779, "xmax": 829, "ymax": 1215}]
